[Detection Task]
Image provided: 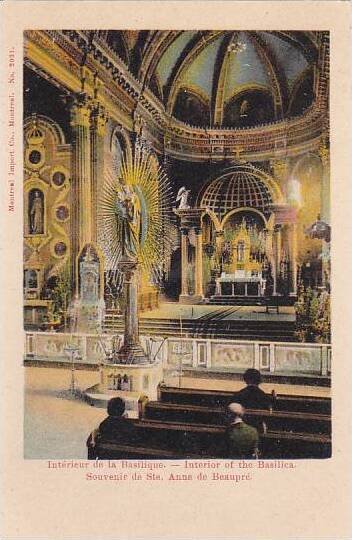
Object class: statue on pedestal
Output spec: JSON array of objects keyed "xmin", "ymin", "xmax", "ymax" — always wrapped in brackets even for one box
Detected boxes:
[
  {"xmin": 113, "ymin": 179, "xmax": 148, "ymax": 364},
  {"xmin": 114, "ymin": 180, "xmax": 141, "ymax": 259},
  {"xmin": 176, "ymin": 186, "xmax": 191, "ymax": 209}
]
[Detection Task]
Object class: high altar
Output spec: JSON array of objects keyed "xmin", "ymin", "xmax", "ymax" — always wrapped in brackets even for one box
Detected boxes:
[{"xmin": 215, "ymin": 222, "xmax": 266, "ymax": 297}]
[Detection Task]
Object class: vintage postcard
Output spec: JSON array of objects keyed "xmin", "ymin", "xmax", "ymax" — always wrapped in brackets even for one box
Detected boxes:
[{"xmin": 1, "ymin": 1, "xmax": 352, "ymax": 539}]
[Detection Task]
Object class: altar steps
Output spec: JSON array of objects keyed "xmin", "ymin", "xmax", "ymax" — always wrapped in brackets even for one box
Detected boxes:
[
  {"xmin": 208, "ymin": 295, "xmax": 296, "ymax": 307},
  {"xmin": 103, "ymin": 314, "xmax": 296, "ymax": 342}
]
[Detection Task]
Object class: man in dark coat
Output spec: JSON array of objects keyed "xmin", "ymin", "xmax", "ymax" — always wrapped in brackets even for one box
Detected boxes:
[
  {"xmin": 87, "ymin": 397, "xmax": 137, "ymax": 458},
  {"xmin": 232, "ymin": 369, "xmax": 272, "ymax": 435},
  {"xmin": 97, "ymin": 397, "xmax": 136, "ymax": 441},
  {"xmin": 235, "ymin": 369, "xmax": 272, "ymax": 411}
]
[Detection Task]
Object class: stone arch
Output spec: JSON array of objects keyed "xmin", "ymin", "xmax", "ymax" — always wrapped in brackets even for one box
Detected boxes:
[
  {"xmin": 24, "ymin": 114, "xmax": 67, "ymax": 146},
  {"xmin": 221, "ymin": 207, "xmax": 268, "ymax": 230}
]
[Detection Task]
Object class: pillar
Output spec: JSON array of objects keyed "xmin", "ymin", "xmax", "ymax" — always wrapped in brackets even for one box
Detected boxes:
[
  {"xmin": 180, "ymin": 227, "xmax": 190, "ymax": 301},
  {"xmin": 288, "ymin": 223, "xmax": 298, "ymax": 295},
  {"xmin": 215, "ymin": 230, "xmax": 224, "ymax": 258},
  {"xmin": 194, "ymin": 227, "xmax": 204, "ymax": 300},
  {"xmin": 90, "ymin": 102, "xmax": 108, "ymax": 244},
  {"xmin": 70, "ymin": 93, "xmax": 92, "ymax": 293},
  {"xmin": 173, "ymin": 208, "xmax": 205, "ymax": 304},
  {"xmin": 273, "ymin": 225, "xmax": 282, "ymax": 295},
  {"xmin": 116, "ymin": 257, "xmax": 147, "ymax": 364},
  {"xmin": 319, "ymin": 139, "xmax": 330, "ymax": 288}
]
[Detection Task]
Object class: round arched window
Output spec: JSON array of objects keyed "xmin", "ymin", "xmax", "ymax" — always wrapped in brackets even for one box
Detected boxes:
[
  {"xmin": 54, "ymin": 242, "xmax": 67, "ymax": 257},
  {"xmin": 29, "ymin": 150, "xmax": 42, "ymax": 164},
  {"xmin": 52, "ymin": 171, "xmax": 66, "ymax": 187}
]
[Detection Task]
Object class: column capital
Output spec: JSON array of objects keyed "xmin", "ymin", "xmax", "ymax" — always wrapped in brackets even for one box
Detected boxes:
[
  {"xmin": 174, "ymin": 207, "xmax": 205, "ymax": 230},
  {"xmin": 180, "ymin": 227, "xmax": 189, "ymax": 236},
  {"xmin": 69, "ymin": 92, "xmax": 92, "ymax": 128},
  {"xmin": 194, "ymin": 227, "xmax": 202, "ymax": 236},
  {"xmin": 91, "ymin": 102, "xmax": 109, "ymax": 136}
]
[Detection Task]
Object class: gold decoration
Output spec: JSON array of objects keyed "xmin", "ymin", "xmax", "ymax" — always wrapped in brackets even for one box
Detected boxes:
[
  {"xmin": 98, "ymin": 145, "xmax": 174, "ymax": 286},
  {"xmin": 271, "ymin": 159, "xmax": 288, "ymax": 181},
  {"xmin": 319, "ymin": 141, "xmax": 329, "ymax": 167}
]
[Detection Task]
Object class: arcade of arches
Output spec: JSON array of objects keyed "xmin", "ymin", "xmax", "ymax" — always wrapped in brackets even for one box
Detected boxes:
[{"xmin": 23, "ymin": 30, "xmax": 330, "ymax": 333}]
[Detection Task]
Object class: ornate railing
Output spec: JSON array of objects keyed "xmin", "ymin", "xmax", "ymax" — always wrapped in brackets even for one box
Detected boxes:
[{"xmin": 24, "ymin": 332, "xmax": 331, "ymax": 377}]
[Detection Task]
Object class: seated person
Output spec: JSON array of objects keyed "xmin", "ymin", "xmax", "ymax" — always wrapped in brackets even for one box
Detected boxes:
[
  {"xmin": 234, "ymin": 369, "xmax": 272, "ymax": 411},
  {"xmin": 226, "ymin": 403, "xmax": 259, "ymax": 459},
  {"xmin": 87, "ymin": 397, "xmax": 136, "ymax": 457}
]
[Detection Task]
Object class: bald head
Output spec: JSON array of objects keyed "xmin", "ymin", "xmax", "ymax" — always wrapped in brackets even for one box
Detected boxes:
[{"xmin": 228, "ymin": 402, "xmax": 245, "ymax": 419}]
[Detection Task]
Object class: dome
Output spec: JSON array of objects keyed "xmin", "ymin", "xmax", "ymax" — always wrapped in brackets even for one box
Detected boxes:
[
  {"xmin": 200, "ymin": 166, "xmax": 273, "ymax": 220},
  {"xmin": 103, "ymin": 30, "xmax": 317, "ymax": 128}
]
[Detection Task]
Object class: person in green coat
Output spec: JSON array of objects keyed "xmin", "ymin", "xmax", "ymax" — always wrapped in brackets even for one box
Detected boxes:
[{"xmin": 226, "ymin": 403, "xmax": 259, "ymax": 459}]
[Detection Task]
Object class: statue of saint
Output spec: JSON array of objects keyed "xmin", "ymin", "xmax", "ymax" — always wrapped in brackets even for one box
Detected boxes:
[
  {"xmin": 240, "ymin": 99, "xmax": 250, "ymax": 117},
  {"xmin": 30, "ymin": 191, "xmax": 44, "ymax": 234},
  {"xmin": 176, "ymin": 186, "xmax": 191, "ymax": 209},
  {"xmin": 115, "ymin": 180, "xmax": 141, "ymax": 259}
]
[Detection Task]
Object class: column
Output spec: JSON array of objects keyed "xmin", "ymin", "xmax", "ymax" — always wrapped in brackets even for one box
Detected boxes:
[
  {"xmin": 288, "ymin": 223, "xmax": 298, "ymax": 295},
  {"xmin": 319, "ymin": 140, "xmax": 330, "ymax": 288},
  {"xmin": 70, "ymin": 93, "xmax": 92, "ymax": 292},
  {"xmin": 117, "ymin": 258, "xmax": 147, "ymax": 364},
  {"xmin": 215, "ymin": 230, "xmax": 224, "ymax": 258},
  {"xmin": 180, "ymin": 227, "xmax": 190, "ymax": 299},
  {"xmin": 90, "ymin": 102, "xmax": 108, "ymax": 244},
  {"xmin": 194, "ymin": 227, "xmax": 204, "ymax": 300},
  {"xmin": 319, "ymin": 140, "xmax": 330, "ymax": 223},
  {"xmin": 273, "ymin": 225, "xmax": 282, "ymax": 295}
]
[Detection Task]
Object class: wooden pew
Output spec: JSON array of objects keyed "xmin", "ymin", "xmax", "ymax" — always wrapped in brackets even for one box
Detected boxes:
[
  {"xmin": 144, "ymin": 401, "xmax": 331, "ymax": 435},
  {"xmin": 158, "ymin": 385, "xmax": 331, "ymax": 415},
  {"xmin": 88, "ymin": 419, "xmax": 331, "ymax": 459},
  {"xmin": 272, "ymin": 394, "xmax": 331, "ymax": 415},
  {"xmin": 88, "ymin": 442, "xmax": 211, "ymax": 460}
]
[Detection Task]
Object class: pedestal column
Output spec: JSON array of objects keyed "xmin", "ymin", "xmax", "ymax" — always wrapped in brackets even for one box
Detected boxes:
[
  {"xmin": 180, "ymin": 227, "xmax": 190, "ymax": 301},
  {"xmin": 174, "ymin": 208, "xmax": 205, "ymax": 304},
  {"xmin": 116, "ymin": 256, "xmax": 147, "ymax": 364},
  {"xmin": 273, "ymin": 225, "xmax": 282, "ymax": 295},
  {"xmin": 288, "ymin": 223, "xmax": 298, "ymax": 295},
  {"xmin": 194, "ymin": 227, "xmax": 204, "ymax": 301}
]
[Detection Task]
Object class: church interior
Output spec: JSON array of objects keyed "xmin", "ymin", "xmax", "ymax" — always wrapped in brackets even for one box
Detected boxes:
[{"xmin": 23, "ymin": 30, "xmax": 331, "ymax": 459}]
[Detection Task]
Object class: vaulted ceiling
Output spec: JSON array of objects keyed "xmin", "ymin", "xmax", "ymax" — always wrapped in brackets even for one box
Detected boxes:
[{"xmin": 101, "ymin": 30, "xmax": 318, "ymax": 128}]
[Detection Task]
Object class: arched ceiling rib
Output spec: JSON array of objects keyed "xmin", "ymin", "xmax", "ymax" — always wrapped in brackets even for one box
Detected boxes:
[
  {"xmin": 102, "ymin": 30, "xmax": 318, "ymax": 127},
  {"xmin": 165, "ymin": 31, "xmax": 224, "ymax": 113},
  {"xmin": 211, "ymin": 32, "xmax": 234, "ymax": 125},
  {"xmin": 249, "ymin": 32, "xmax": 289, "ymax": 117}
]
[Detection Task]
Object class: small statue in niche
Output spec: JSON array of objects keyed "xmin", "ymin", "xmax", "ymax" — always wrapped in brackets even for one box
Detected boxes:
[
  {"xmin": 239, "ymin": 99, "xmax": 250, "ymax": 118},
  {"xmin": 29, "ymin": 190, "xmax": 44, "ymax": 234},
  {"xmin": 176, "ymin": 186, "xmax": 191, "ymax": 209}
]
